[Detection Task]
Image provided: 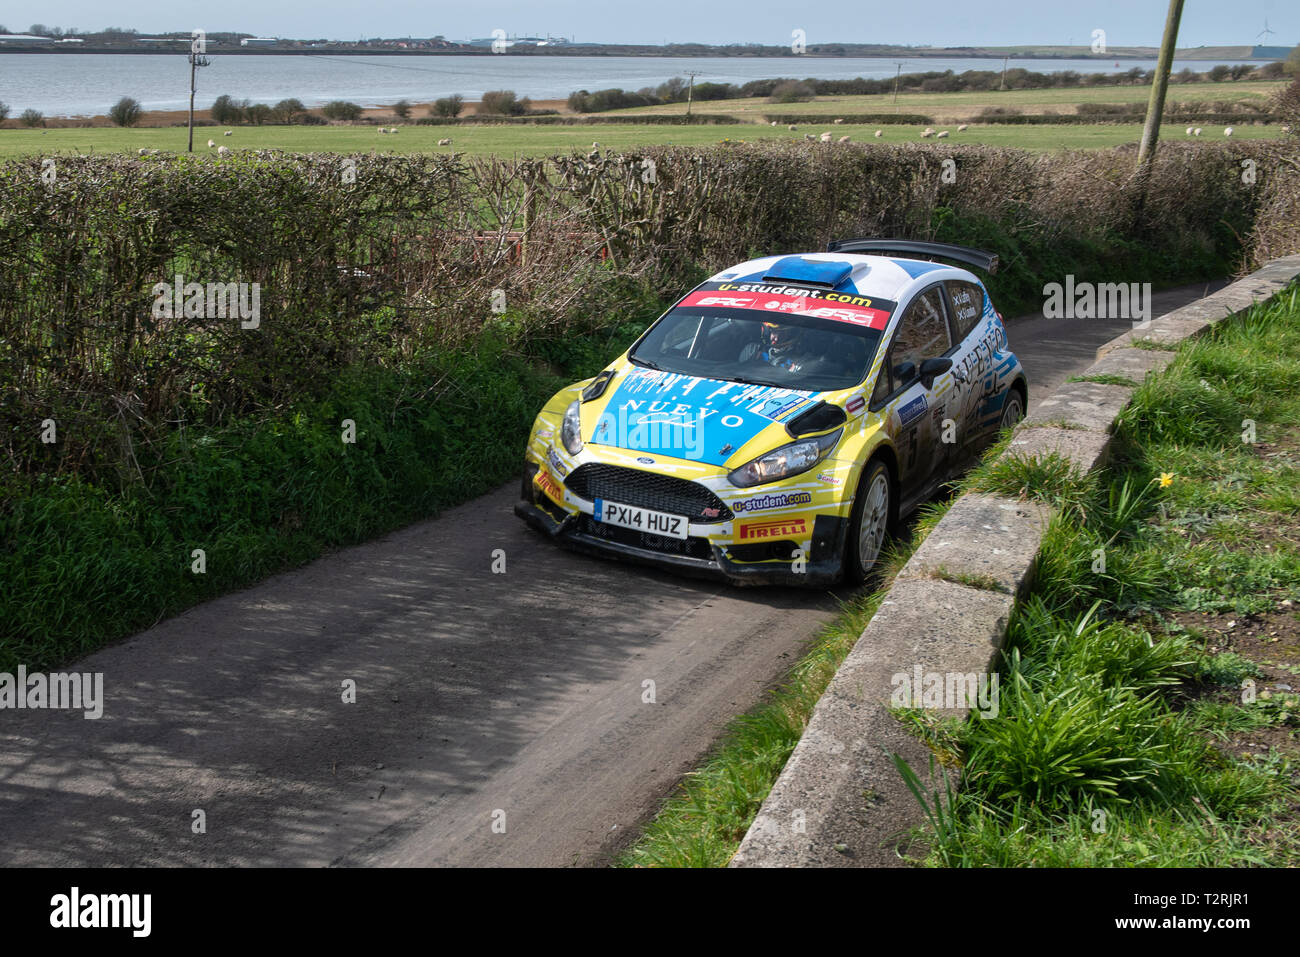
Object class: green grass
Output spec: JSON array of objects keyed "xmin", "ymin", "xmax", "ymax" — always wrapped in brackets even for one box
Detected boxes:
[
  {"xmin": 0, "ymin": 116, "xmax": 1285, "ymax": 160},
  {"xmin": 893, "ymin": 284, "xmax": 1300, "ymax": 866}
]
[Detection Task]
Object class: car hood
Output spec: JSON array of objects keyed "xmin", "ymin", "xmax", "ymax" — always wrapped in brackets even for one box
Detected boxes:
[{"xmin": 583, "ymin": 364, "xmax": 824, "ymax": 468}]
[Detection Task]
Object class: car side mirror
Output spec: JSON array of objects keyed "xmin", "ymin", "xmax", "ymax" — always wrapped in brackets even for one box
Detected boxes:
[
  {"xmin": 893, "ymin": 360, "xmax": 917, "ymax": 385},
  {"xmin": 918, "ymin": 357, "xmax": 953, "ymax": 390}
]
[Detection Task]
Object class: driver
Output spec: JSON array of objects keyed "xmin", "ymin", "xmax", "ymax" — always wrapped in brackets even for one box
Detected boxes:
[{"xmin": 751, "ymin": 321, "xmax": 814, "ymax": 372}]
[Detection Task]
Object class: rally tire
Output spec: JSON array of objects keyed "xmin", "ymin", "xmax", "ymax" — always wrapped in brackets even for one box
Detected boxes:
[
  {"xmin": 1000, "ymin": 387, "xmax": 1025, "ymax": 431},
  {"xmin": 845, "ymin": 457, "xmax": 894, "ymax": 584}
]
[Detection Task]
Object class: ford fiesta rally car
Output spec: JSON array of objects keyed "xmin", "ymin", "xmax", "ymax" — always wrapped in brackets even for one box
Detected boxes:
[{"xmin": 515, "ymin": 239, "xmax": 1027, "ymax": 586}]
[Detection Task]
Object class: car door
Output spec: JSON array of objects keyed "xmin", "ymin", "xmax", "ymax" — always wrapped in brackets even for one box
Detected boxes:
[
  {"xmin": 871, "ymin": 284, "xmax": 954, "ymax": 492},
  {"xmin": 942, "ymin": 278, "xmax": 997, "ymax": 460}
]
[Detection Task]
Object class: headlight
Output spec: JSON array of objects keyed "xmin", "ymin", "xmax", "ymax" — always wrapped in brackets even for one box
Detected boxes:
[
  {"xmin": 561, "ymin": 399, "xmax": 584, "ymax": 455},
  {"xmin": 728, "ymin": 429, "xmax": 842, "ymax": 488}
]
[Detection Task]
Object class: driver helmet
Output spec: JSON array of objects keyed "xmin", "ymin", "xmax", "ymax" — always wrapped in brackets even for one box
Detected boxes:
[{"xmin": 762, "ymin": 321, "xmax": 802, "ymax": 357}]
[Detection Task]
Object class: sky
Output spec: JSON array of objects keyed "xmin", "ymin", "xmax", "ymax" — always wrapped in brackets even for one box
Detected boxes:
[{"xmin": 2, "ymin": 0, "xmax": 1296, "ymax": 48}]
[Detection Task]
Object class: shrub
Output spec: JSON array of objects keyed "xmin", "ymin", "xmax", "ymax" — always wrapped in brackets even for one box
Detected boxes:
[
  {"xmin": 392, "ymin": 99, "xmax": 411, "ymax": 119},
  {"xmin": 271, "ymin": 98, "xmax": 306, "ymax": 124},
  {"xmin": 322, "ymin": 100, "xmax": 363, "ymax": 121},
  {"xmin": 478, "ymin": 90, "xmax": 529, "ymax": 116},
  {"xmin": 431, "ymin": 94, "xmax": 463, "ymax": 117},
  {"xmin": 210, "ymin": 94, "xmax": 244, "ymax": 125},
  {"xmin": 245, "ymin": 103, "xmax": 272, "ymax": 125},
  {"xmin": 108, "ymin": 96, "xmax": 143, "ymax": 127},
  {"xmin": 567, "ymin": 88, "xmax": 658, "ymax": 113},
  {"xmin": 656, "ymin": 77, "xmax": 688, "ymax": 102},
  {"xmin": 0, "ymin": 100, "xmax": 11, "ymax": 122},
  {"xmin": 690, "ymin": 81, "xmax": 739, "ymax": 101},
  {"xmin": 767, "ymin": 80, "xmax": 814, "ymax": 104},
  {"xmin": 20, "ymin": 108, "xmax": 43, "ymax": 128}
]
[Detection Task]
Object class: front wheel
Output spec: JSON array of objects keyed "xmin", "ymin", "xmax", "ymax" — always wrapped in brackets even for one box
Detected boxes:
[{"xmin": 845, "ymin": 458, "xmax": 893, "ymax": 584}]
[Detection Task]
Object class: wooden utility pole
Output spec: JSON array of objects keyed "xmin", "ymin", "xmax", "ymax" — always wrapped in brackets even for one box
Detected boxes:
[
  {"xmin": 186, "ymin": 41, "xmax": 211, "ymax": 153},
  {"xmin": 1137, "ymin": 0, "xmax": 1185, "ymax": 168},
  {"xmin": 684, "ymin": 71, "xmax": 700, "ymax": 116},
  {"xmin": 893, "ymin": 62, "xmax": 903, "ymax": 104}
]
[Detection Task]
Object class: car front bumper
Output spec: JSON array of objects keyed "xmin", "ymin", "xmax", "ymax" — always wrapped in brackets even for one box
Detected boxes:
[{"xmin": 514, "ymin": 464, "xmax": 849, "ymax": 588}]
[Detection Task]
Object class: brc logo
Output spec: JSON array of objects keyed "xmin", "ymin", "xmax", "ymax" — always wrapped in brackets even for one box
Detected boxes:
[
  {"xmin": 738, "ymin": 518, "xmax": 808, "ymax": 540},
  {"xmin": 696, "ymin": 296, "xmax": 755, "ymax": 307}
]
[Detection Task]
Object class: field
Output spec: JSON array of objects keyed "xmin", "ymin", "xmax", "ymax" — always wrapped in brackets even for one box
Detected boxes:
[
  {"xmin": 0, "ymin": 117, "xmax": 1285, "ymax": 159},
  {"xmin": 0, "ymin": 79, "xmax": 1287, "ymax": 158},
  {"xmin": 607, "ymin": 79, "xmax": 1288, "ymax": 121}
]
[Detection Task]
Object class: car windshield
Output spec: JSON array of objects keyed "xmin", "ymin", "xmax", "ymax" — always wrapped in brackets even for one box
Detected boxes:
[{"xmin": 629, "ymin": 301, "xmax": 886, "ymax": 392}]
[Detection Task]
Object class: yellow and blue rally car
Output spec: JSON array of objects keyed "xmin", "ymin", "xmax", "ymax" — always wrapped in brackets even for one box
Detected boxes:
[{"xmin": 515, "ymin": 239, "xmax": 1027, "ymax": 586}]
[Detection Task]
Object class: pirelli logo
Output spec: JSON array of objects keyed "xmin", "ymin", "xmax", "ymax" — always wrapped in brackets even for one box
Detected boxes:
[
  {"xmin": 738, "ymin": 518, "xmax": 808, "ymax": 540},
  {"xmin": 535, "ymin": 468, "xmax": 565, "ymax": 506}
]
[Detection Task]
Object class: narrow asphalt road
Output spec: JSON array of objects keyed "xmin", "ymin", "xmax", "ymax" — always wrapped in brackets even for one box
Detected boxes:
[{"xmin": 0, "ymin": 281, "xmax": 1223, "ymax": 867}]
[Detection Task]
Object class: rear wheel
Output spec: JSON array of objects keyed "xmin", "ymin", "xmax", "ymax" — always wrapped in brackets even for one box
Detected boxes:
[
  {"xmin": 1000, "ymin": 388, "xmax": 1025, "ymax": 431},
  {"xmin": 846, "ymin": 458, "xmax": 893, "ymax": 584}
]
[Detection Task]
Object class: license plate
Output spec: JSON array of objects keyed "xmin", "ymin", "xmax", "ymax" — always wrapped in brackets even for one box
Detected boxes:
[{"xmin": 594, "ymin": 499, "xmax": 688, "ymax": 540}]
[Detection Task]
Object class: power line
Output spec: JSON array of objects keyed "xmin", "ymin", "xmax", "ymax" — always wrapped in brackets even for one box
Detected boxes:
[{"xmin": 301, "ymin": 53, "xmax": 469, "ymax": 76}]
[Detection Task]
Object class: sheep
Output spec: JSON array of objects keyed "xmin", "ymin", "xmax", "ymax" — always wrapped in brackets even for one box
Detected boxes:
[
  {"xmin": 378, "ymin": 127, "xmax": 387, "ymax": 134},
  {"xmin": 957, "ymin": 123, "xmax": 968, "ymax": 132},
  {"xmin": 217, "ymin": 145, "xmax": 229, "ymax": 157},
  {"xmin": 1186, "ymin": 126, "xmax": 1194, "ymax": 135},
  {"xmin": 437, "ymin": 137, "xmax": 451, "ymax": 146},
  {"xmin": 804, "ymin": 133, "xmax": 816, "ymax": 141},
  {"xmin": 819, "ymin": 131, "xmax": 832, "ymax": 142},
  {"xmin": 936, "ymin": 130, "xmax": 950, "ymax": 138},
  {"xmin": 1224, "ymin": 127, "xmax": 1234, "ymax": 137},
  {"xmin": 1193, "ymin": 128, "xmax": 1202, "ymax": 136},
  {"xmin": 834, "ymin": 118, "xmax": 844, "ymax": 124},
  {"xmin": 874, "ymin": 129, "xmax": 883, "ymax": 137},
  {"xmin": 920, "ymin": 129, "xmax": 933, "ymax": 139},
  {"xmin": 788, "ymin": 124, "xmax": 797, "ymax": 131},
  {"xmin": 838, "ymin": 135, "xmax": 851, "ymax": 143},
  {"xmin": 223, "ymin": 130, "xmax": 232, "ymax": 136},
  {"xmin": 770, "ymin": 120, "xmax": 777, "ymax": 126},
  {"xmin": 137, "ymin": 147, "xmax": 149, "ymax": 155},
  {"xmin": 207, "ymin": 139, "xmax": 215, "ymax": 148}
]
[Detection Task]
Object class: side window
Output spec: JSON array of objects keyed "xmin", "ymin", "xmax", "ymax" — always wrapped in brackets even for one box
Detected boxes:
[
  {"xmin": 889, "ymin": 287, "xmax": 951, "ymax": 387},
  {"xmin": 946, "ymin": 280, "xmax": 985, "ymax": 341},
  {"xmin": 870, "ymin": 359, "xmax": 892, "ymax": 406}
]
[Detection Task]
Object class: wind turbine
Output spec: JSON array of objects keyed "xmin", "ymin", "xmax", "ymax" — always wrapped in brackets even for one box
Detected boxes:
[{"xmin": 1257, "ymin": 19, "xmax": 1275, "ymax": 44}]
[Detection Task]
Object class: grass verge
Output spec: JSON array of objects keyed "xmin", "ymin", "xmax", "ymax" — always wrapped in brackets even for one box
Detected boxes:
[{"xmin": 895, "ymin": 284, "xmax": 1300, "ymax": 866}]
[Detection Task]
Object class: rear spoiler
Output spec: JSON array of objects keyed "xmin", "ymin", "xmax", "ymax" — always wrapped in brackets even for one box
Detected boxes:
[{"xmin": 825, "ymin": 238, "xmax": 999, "ymax": 275}]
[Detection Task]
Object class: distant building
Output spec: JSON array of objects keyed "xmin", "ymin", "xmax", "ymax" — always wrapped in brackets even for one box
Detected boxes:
[
  {"xmin": 0, "ymin": 34, "xmax": 56, "ymax": 44},
  {"xmin": 240, "ymin": 37, "xmax": 279, "ymax": 47},
  {"xmin": 466, "ymin": 34, "xmax": 569, "ymax": 49}
]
